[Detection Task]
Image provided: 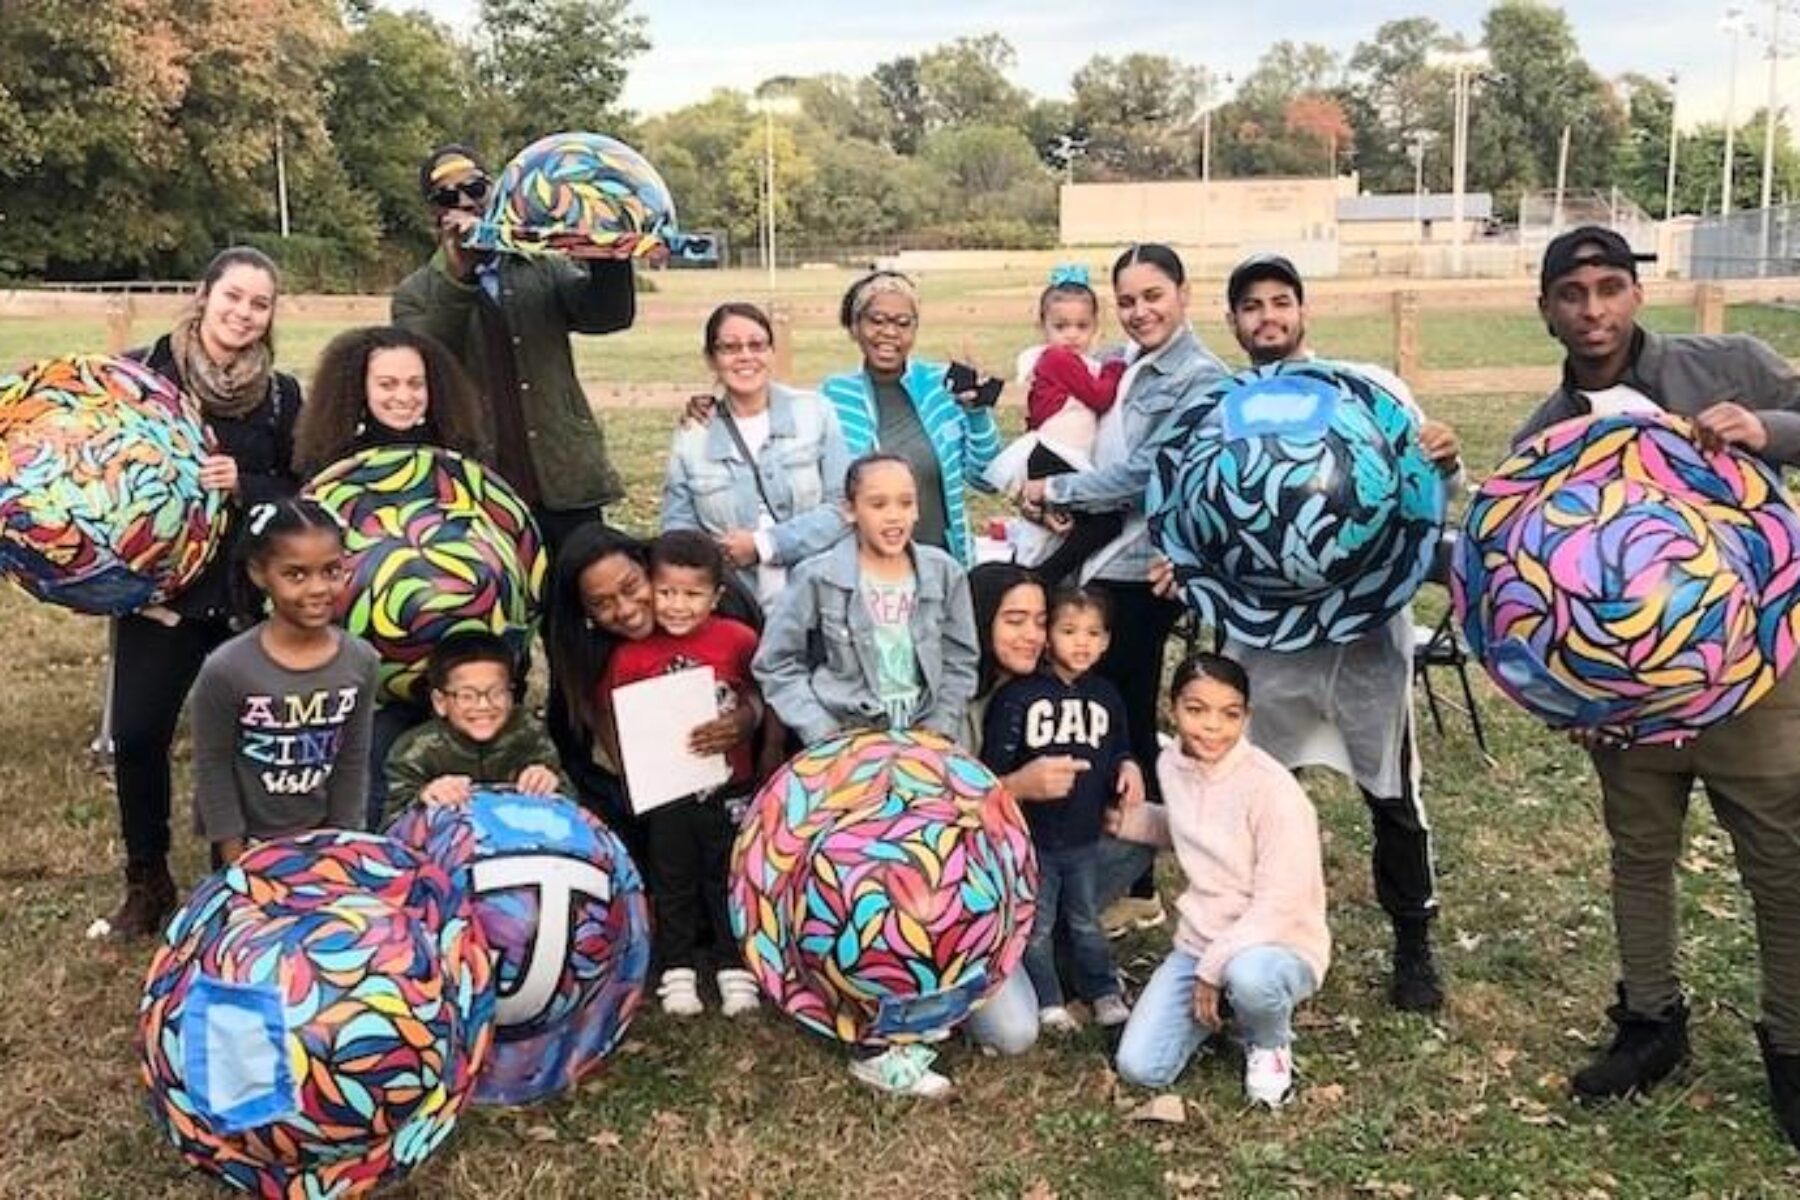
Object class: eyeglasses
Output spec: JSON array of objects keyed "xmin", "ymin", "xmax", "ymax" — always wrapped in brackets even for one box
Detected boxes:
[
  {"xmin": 429, "ymin": 177, "xmax": 490, "ymax": 208},
  {"xmin": 859, "ymin": 312, "xmax": 916, "ymax": 331},
  {"xmin": 439, "ymin": 685, "xmax": 510, "ymax": 708},
  {"xmin": 712, "ymin": 339, "xmax": 772, "ymax": 356}
]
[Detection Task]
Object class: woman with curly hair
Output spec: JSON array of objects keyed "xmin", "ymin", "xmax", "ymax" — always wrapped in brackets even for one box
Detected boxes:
[
  {"xmin": 293, "ymin": 324, "xmax": 493, "ymax": 827},
  {"xmin": 292, "ymin": 325, "xmax": 491, "ymax": 478}
]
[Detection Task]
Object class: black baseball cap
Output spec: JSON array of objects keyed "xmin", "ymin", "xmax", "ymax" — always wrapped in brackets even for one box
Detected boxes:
[
  {"xmin": 1539, "ymin": 226, "xmax": 1657, "ymax": 293},
  {"xmin": 1227, "ymin": 254, "xmax": 1305, "ymax": 308}
]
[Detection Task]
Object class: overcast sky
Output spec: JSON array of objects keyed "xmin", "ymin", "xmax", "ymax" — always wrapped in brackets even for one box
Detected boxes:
[{"xmin": 401, "ymin": 0, "xmax": 1796, "ymax": 132}]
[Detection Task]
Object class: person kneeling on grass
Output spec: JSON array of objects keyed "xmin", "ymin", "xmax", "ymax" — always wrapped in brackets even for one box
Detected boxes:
[
  {"xmin": 1112, "ymin": 653, "xmax": 1330, "ymax": 1108},
  {"xmin": 383, "ymin": 631, "xmax": 569, "ymax": 816},
  {"xmin": 981, "ymin": 584, "xmax": 1141, "ymax": 1034}
]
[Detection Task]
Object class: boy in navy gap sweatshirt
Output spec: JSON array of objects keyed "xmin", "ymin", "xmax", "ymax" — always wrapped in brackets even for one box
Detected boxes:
[{"xmin": 982, "ymin": 585, "xmax": 1140, "ymax": 1032}]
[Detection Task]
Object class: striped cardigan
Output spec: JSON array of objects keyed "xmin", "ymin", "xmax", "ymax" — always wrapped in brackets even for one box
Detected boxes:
[{"xmin": 820, "ymin": 359, "xmax": 1001, "ymax": 565}]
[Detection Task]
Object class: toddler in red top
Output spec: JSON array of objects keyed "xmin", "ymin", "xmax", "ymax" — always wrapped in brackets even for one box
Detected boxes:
[
  {"xmin": 604, "ymin": 530, "xmax": 763, "ymax": 1019},
  {"xmin": 1010, "ymin": 268, "xmax": 1126, "ymax": 584}
]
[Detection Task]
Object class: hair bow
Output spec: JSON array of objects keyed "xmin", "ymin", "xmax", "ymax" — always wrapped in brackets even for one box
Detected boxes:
[{"xmin": 1048, "ymin": 264, "xmax": 1090, "ymax": 287}]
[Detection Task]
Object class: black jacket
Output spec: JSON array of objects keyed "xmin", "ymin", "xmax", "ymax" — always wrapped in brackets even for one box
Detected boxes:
[{"xmin": 136, "ymin": 335, "xmax": 303, "ymax": 620}]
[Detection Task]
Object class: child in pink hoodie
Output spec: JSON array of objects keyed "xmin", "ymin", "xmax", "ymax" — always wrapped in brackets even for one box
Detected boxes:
[{"xmin": 1111, "ymin": 652, "xmax": 1330, "ymax": 1108}]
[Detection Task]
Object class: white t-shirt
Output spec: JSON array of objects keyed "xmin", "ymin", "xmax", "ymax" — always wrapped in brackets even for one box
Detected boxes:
[{"xmin": 732, "ymin": 409, "xmax": 788, "ymax": 608}]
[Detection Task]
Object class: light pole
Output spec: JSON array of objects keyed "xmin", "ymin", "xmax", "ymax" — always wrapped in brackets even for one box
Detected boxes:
[
  {"xmin": 1762, "ymin": 2, "xmax": 1783, "ymax": 273},
  {"xmin": 748, "ymin": 95, "xmax": 800, "ymax": 297},
  {"xmin": 1200, "ymin": 74, "xmax": 1233, "ymax": 184},
  {"xmin": 1665, "ymin": 70, "xmax": 1681, "ymax": 219},
  {"xmin": 1431, "ymin": 50, "xmax": 1488, "ymax": 277},
  {"xmin": 1724, "ymin": 7, "xmax": 1747, "ymax": 215}
]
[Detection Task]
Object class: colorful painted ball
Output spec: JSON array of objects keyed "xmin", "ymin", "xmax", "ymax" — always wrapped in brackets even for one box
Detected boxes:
[
  {"xmin": 465, "ymin": 131, "xmax": 717, "ymax": 263},
  {"xmin": 304, "ymin": 446, "xmax": 545, "ymax": 707},
  {"xmin": 138, "ymin": 831, "xmax": 494, "ymax": 1198},
  {"xmin": 1148, "ymin": 361, "xmax": 1446, "ymax": 650},
  {"xmin": 388, "ymin": 791, "xmax": 651, "ymax": 1105},
  {"xmin": 0, "ymin": 354, "xmax": 223, "ymax": 614},
  {"xmin": 1454, "ymin": 411, "xmax": 1800, "ymax": 742},
  {"xmin": 729, "ymin": 729, "xmax": 1037, "ymax": 1047}
]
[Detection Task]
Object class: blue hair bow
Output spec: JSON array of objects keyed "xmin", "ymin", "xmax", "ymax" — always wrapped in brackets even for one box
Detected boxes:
[{"xmin": 1048, "ymin": 263, "xmax": 1089, "ymax": 287}]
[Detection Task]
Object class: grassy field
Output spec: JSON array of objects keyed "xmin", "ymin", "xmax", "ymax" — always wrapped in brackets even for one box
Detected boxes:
[{"xmin": 2, "ymin": 306, "xmax": 1799, "ymax": 1196}]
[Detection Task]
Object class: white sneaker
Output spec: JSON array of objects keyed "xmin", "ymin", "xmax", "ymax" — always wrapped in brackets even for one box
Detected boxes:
[
  {"xmin": 657, "ymin": 967, "xmax": 704, "ymax": 1017},
  {"xmin": 1039, "ymin": 1004, "xmax": 1081, "ymax": 1034},
  {"xmin": 847, "ymin": 1044, "xmax": 953, "ymax": 1099},
  {"xmin": 1092, "ymin": 993, "xmax": 1132, "ymax": 1028},
  {"xmin": 716, "ymin": 968, "xmax": 761, "ymax": 1018},
  {"xmin": 1244, "ymin": 1045, "xmax": 1295, "ymax": 1108}
]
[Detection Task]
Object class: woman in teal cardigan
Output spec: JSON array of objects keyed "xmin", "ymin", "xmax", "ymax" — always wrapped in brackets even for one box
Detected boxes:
[{"xmin": 819, "ymin": 271, "xmax": 1000, "ymax": 565}]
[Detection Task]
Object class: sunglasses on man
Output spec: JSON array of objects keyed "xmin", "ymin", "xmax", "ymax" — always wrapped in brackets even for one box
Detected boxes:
[{"xmin": 429, "ymin": 176, "xmax": 490, "ymax": 208}]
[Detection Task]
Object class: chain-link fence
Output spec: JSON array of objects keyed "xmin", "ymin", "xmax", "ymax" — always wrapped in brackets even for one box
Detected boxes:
[
  {"xmin": 1517, "ymin": 189, "xmax": 1660, "ymax": 273},
  {"xmin": 1688, "ymin": 203, "xmax": 1800, "ymax": 278}
]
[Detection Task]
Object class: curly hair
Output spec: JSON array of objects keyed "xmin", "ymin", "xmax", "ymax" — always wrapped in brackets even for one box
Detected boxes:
[{"xmin": 293, "ymin": 326, "xmax": 491, "ymax": 477}]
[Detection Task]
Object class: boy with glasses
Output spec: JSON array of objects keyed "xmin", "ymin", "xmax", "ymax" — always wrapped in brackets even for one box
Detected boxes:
[{"xmin": 384, "ymin": 632, "xmax": 569, "ymax": 815}]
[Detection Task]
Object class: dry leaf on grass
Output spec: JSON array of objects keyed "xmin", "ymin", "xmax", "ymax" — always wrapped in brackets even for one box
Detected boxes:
[
  {"xmin": 1126, "ymin": 1094, "xmax": 1186, "ymax": 1124},
  {"xmin": 1306, "ymin": 1082, "xmax": 1347, "ymax": 1109}
]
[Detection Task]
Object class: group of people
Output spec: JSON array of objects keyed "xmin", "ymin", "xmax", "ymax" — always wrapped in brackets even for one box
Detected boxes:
[{"xmin": 78, "ymin": 134, "xmax": 1800, "ymax": 1147}]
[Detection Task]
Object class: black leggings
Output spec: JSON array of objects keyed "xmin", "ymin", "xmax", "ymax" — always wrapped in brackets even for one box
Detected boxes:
[
  {"xmin": 112, "ymin": 613, "xmax": 232, "ymax": 867},
  {"xmin": 1091, "ymin": 581, "xmax": 1183, "ymax": 900},
  {"xmin": 1028, "ymin": 444, "xmax": 1125, "ymax": 587}
]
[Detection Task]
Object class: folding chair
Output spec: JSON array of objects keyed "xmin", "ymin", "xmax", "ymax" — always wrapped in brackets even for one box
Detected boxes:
[{"xmin": 1412, "ymin": 530, "xmax": 1494, "ymax": 764}]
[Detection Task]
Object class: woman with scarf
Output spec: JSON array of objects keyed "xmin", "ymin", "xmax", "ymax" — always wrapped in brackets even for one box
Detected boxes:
[{"xmin": 103, "ymin": 246, "xmax": 305, "ymax": 939}]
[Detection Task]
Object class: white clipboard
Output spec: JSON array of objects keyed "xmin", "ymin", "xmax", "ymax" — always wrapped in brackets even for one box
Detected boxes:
[{"xmin": 613, "ymin": 667, "xmax": 730, "ymax": 814}]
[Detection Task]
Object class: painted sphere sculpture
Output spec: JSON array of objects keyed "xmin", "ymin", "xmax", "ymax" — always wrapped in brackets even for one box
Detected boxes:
[
  {"xmin": 389, "ymin": 791, "xmax": 651, "ymax": 1105},
  {"xmin": 730, "ymin": 729, "xmax": 1038, "ymax": 1047},
  {"xmin": 1454, "ymin": 411, "xmax": 1800, "ymax": 743},
  {"xmin": 1147, "ymin": 360, "xmax": 1446, "ymax": 651},
  {"xmin": 465, "ymin": 130, "xmax": 716, "ymax": 263},
  {"xmin": 304, "ymin": 446, "xmax": 545, "ymax": 707},
  {"xmin": 0, "ymin": 354, "xmax": 223, "ymax": 614},
  {"xmin": 138, "ymin": 831, "xmax": 494, "ymax": 1198}
]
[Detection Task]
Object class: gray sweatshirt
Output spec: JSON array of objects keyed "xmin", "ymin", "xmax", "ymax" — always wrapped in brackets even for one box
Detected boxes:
[{"xmin": 190, "ymin": 626, "xmax": 379, "ymax": 843}]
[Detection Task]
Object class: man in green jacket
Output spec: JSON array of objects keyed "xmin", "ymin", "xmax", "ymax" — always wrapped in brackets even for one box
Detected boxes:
[{"xmin": 393, "ymin": 144, "xmax": 642, "ymax": 552}]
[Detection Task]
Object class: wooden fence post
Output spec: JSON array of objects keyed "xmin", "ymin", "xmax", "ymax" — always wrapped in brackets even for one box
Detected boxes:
[
  {"xmin": 1393, "ymin": 290, "xmax": 1421, "ymax": 390},
  {"xmin": 104, "ymin": 295, "xmax": 134, "ymax": 355},
  {"xmin": 772, "ymin": 303, "xmax": 795, "ymax": 382},
  {"xmin": 1695, "ymin": 284, "xmax": 1727, "ymax": 336}
]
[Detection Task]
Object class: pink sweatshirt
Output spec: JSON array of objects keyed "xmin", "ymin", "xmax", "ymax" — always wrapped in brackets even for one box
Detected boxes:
[{"xmin": 1116, "ymin": 740, "xmax": 1331, "ymax": 988}]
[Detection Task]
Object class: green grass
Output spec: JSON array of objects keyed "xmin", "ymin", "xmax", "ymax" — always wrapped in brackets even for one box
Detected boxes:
[{"xmin": 2, "ymin": 388, "xmax": 1798, "ymax": 1197}]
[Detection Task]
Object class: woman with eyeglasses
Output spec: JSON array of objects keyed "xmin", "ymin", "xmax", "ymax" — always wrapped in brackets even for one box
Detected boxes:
[
  {"xmin": 662, "ymin": 302, "xmax": 851, "ymax": 609},
  {"xmin": 819, "ymin": 271, "xmax": 1001, "ymax": 565},
  {"xmin": 103, "ymin": 245, "xmax": 305, "ymax": 940}
]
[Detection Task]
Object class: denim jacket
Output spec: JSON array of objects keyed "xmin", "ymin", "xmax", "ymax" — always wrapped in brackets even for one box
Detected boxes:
[
  {"xmin": 752, "ymin": 536, "xmax": 979, "ymax": 746},
  {"xmin": 660, "ymin": 384, "xmax": 852, "ymax": 594},
  {"xmin": 1043, "ymin": 327, "xmax": 1228, "ymax": 581}
]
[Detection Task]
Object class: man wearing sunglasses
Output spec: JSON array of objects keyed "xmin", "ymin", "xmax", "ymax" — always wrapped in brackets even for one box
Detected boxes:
[{"xmin": 393, "ymin": 143, "xmax": 645, "ymax": 553}]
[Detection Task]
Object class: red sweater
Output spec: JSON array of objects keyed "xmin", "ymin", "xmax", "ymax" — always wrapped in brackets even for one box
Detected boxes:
[
  {"xmin": 1026, "ymin": 345, "xmax": 1125, "ymax": 431},
  {"xmin": 604, "ymin": 615, "xmax": 760, "ymax": 788}
]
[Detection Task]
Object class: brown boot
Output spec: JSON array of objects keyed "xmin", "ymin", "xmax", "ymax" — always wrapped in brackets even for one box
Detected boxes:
[{"xmin": 107, "ymin": 860, "xmax": 177, "ymax": 940}]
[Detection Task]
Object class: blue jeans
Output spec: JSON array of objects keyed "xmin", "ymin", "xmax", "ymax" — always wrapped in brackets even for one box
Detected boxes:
[
  {"xmin": 964, "ymin": 969, "xmax": 1038, "ymax": 1055},
  {"xmin": 1096, "ymin": 834, "xmax": 1156, "ymax": 911},
  {"xmin": 1115, "ymin": 944, "xmax": 1318, "ymax": 1089},
  {"xmin": 1026, "ymin": 842, "xmax": 1119, "ymax": 1007}
]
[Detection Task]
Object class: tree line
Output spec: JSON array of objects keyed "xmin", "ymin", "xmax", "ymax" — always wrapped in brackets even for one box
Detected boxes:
[{"xmin": 4, "ymin": 0, "xmax": 1799, "ymax": 285}]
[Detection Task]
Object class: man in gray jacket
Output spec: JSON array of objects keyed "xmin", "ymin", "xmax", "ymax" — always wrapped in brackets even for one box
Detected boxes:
[{"xmin": 1520, "ymin": 225, "xmax": 1800, "ymax": 1152}]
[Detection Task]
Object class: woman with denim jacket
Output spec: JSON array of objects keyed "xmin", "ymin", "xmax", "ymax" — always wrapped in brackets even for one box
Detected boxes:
[
  {"xmin": 1019, "ymin": 244, "xmax": 1230, "ymax": 921},
  {"xmin": 661, "ymin": 303, "xmax": 851, "ymax": 609},
  {"xmin": 820, "ymin": 271, "xmax": 1001, "ymax": 565}
]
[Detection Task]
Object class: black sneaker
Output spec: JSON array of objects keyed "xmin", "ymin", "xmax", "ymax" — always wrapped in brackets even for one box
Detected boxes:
[
  {"xmin": 1755, "ymin": 1022, "xmax": 1800, "ymax": 1152},
  {"xmin": 1391, "ymin": 924, "xmax": 1445, "ymax": 1013},
  {"xmin": 1571, "ymin": 985, "xmax": 1689, "ymax": 1103}
]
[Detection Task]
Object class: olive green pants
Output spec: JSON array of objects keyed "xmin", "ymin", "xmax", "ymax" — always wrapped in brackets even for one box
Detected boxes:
[{"xmin": 1591, "ymin": 666, "xmax": 1800, "ymax": 1052}]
